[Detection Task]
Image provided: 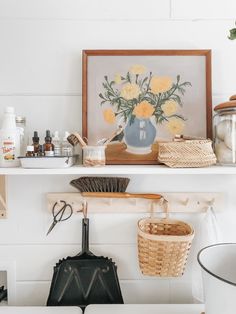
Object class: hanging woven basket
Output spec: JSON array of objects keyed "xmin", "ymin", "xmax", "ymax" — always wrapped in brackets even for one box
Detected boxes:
[{"xmin": 137, "ymin": 200, "xmax": 194, "ymax": 277}]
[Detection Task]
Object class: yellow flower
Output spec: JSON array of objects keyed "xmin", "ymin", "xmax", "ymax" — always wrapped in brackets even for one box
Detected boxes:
[
  {"xmin": 120, "ymin": 83, "xmax": 140, "ymax": 100},
  {"xmin": 133, "ymin": 101, "xmax": 155, "ymax": 119},
  {"xmin": 129, "ymin": 64, "xmax": 146, "ymax": 75},
  {"xmin": 166, "ymin": 118, "xmax": 185, "ymax": 135},
  {"xmin": 162, "ymin": 100, "xmax": 178, "ymax": 116},
  {"xmin": 150, "ymin": 76, "xmax": 172, "ymax": 94},
  {"xmin": 114, "ymin": 73, "xmax": 122, "ymax": 84},
  {"xmin": 103, "ymin": 108, "xmax": 116, "ymax": 124}
]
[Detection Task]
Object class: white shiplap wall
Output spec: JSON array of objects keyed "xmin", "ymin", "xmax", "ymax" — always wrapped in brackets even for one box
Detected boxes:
[{"xmin": 0, "ymin": 0, "xmax": 236, "ymax": 306}]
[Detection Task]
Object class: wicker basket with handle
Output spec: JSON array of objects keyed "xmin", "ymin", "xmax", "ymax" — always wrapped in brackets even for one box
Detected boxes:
[
  {"xmin": 138, "ymin": 200, "xmax": 194, "ymax": 277},
  {"xmin": 158, "ymin": 138, "xmax": 216, "ymax": 168}
]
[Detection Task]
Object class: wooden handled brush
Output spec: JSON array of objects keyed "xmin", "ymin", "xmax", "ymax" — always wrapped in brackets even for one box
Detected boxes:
[
  {"xmin": 70, "ymin": 177, "xmax": 163, "ymax": 201},
  {"xmin": 67, "ymin": 132, "xmax": 87, "ymax": 147}
]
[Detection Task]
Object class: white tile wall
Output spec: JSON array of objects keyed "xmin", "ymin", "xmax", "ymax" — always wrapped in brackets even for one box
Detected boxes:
[
  {"xmin": 0, "ymin": 0, "xmax": 170, "ymax": 20},
  {"xmin": 0, "ymin": 20, "xmax": 236, "ymax": 95},
  {"xmin": 0, "ymin": 0, "xmax": 236, "ymax": 306},
  {"xmin": 172, "ymin": 0, "xmax": 236, "ymax": 19}
]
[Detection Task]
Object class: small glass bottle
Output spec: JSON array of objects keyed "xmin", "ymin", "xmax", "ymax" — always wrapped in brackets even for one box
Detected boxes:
[
  {"xmin": 38, "ymin": 144, "xmax": 44, "ymax": 156},
  {"xmin": 32, "ymin": 131, "xmax": 40, "ymax": 155},
  {"xmin": 52, "ymin": 131, "xmax": 61, "ymax": 156},
  {"xmin": 43, "ymin": 130, "xmax": 54, "ymax": 157},
  {"xmin": 61, "ymin": 131, "xmax": 74, "ymax": 156},
  {"xmin": 26, "ymin": 145, "xmax": 34, "ymax": 157},
  {"xmin": 16, "ymin": 116, "xmax": 26, "ymax": 155}
]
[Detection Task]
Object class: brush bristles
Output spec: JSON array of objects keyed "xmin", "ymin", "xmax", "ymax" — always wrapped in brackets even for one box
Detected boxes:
[
  {"xmin": 67, "ymin": 134, "xmax": 79, "ymax": 146},
  {"xmin": 70, "ymin": 177, "xmax": 130, "ymax": 192}
]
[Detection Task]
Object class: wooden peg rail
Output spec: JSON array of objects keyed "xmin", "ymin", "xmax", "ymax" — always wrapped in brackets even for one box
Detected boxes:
[{"xmin": 47, "ymin": 192, "xmax": 224, "ymax": 214}]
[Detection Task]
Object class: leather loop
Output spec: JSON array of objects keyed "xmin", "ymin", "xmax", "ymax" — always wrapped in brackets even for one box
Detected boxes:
[{"xmin": 149, "ymin": 197, "xmax": 169, "ymax": 219}]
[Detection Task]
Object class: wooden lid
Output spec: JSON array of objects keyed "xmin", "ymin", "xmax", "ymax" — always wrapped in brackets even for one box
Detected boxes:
[{"xmin": 214, "ymin": 94, "xmax": 236, "ymax": 111}]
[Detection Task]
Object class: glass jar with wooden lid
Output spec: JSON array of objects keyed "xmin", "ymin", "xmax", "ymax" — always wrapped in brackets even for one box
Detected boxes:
[{"xmin": 214, "ymin": 95, "xmax": 236, "ymax": 165}]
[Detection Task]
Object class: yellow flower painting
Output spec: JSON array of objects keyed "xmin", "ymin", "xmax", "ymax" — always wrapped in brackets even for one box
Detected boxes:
[
  {"xmin": 133, "ymin": 101, "xmax": 155, "ymax": 119},
  {"xmin": 99, "ymin": 67, "xmax": 191, "ymax": 137}
]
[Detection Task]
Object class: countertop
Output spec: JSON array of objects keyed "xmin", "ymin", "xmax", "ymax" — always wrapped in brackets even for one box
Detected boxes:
[
  {"xmin": 0, "ymin": 304, "xmax": 204, "ymax": 313},
  {"xmin": 86, "ymin": 304, "xmax": 204, "ymax": 314},
  {"xmin": 0, "ymin": 307, "xmax": 81, "ymax": 313}
]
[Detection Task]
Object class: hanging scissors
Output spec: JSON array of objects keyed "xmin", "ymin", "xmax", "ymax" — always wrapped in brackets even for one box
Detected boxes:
[{"xmin": 46, "ymin": 200, "xmax": 73, "ymax": 236}]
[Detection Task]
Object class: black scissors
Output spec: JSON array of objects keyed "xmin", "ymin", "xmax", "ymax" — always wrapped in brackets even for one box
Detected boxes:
[{"xmin": 47, "ymin": 200, "xmax": 73, "ymax": 236}]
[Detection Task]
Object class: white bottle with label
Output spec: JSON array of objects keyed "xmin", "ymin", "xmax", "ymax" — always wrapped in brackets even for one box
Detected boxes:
[
  {"xmin": 0, "ymin": 107, "xmax": 21, "ymax": 167},
  {"xmin": 52, "ymin": 131, "xmax": 62, "ymax": 156}
]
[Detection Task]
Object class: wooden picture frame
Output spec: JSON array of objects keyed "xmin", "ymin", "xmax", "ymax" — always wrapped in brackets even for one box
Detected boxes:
[{"xmin": 82, "ymin": 50, "xmax": 212, "ymax": 165}]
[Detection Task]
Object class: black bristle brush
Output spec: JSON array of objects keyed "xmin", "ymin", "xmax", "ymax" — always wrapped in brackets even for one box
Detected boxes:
[{"xmin": 70, "ymin": 177, "xmax": 130, "ymax": 193}]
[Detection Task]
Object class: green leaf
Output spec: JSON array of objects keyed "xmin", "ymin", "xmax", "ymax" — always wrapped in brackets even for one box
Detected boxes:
[
  {"xmin": 168, "ymin": 114, "xmax": 186, "ymax": 121},
  {"xmin": 126, "ymin": 72, "xmax": 131, "ymax": 83},
  {"xmin": 100, "ymin": 100, "xmax": 107, "ymax": 106},
  {"xmin": 181, "ymin": 81, "xmax": 192, "ymax": 87},
  {"xmin": 99, "ymin": 93, "xmax": 105, "ymax": 99},
  {"xmin": 129, "ymin": 114, "xmax": 135, "ymax": 125},
  {"xmin": 171, "ymin": 94, "xmax": 183, "ymax": 106},
  {"xmin": 228, "ymin": 27, "xmax": 236, "ymax": 40}
]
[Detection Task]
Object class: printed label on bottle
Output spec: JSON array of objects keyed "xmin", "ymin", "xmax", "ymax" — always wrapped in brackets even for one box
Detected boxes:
[
  {"xmin": 45, "ymin": 150, "xmax": 54, "ymax": 157},
  {"xmin": 2, "ymin": 139, "xmax": 16, "ymax": 161}
]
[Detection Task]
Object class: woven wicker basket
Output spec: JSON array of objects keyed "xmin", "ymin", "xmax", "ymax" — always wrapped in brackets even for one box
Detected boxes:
[
  {"xmin": 138, "ymin": 201, "xmax": 194, "ymax": 277},
  {"xmin": 158, "ymin": 139, "xmax": 216, "ymax": 168}
]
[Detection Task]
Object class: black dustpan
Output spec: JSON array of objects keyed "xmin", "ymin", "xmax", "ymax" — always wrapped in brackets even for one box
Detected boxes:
[{"xmin": 47, "ymin": 213, "xmax": 123, "ymax": 310}]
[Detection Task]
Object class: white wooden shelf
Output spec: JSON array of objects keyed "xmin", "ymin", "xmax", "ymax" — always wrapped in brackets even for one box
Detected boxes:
[{"xmin": 0, "ymin": 164, "xmax": 235, "ymax": 175}]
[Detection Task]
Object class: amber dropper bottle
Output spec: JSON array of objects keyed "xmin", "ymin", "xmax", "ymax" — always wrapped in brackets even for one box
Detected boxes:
[
  {"xmin": 43, "ymin": 130, "xmax": 54, "ymax": 156},
  {"xmin": 32, "ymin": 131, "xmax": 40, "ymax": 155}
]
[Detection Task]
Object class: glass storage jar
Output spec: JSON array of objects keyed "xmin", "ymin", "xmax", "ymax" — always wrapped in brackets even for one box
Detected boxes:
[
  {"xmin": 214, "ymin": 95, "xmax": 236, "ymax": 165},
  {"xmin": 82, "ymin": 146, "xmax": 106, "ymax": 167}
]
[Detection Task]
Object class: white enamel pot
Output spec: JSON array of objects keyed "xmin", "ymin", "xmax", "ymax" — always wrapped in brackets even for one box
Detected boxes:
[{"xmin": 198, "ymin": 243, "xmax": 236, "ymax": 314}]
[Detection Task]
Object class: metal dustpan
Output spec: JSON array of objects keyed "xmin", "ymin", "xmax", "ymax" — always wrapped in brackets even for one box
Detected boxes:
[{"xmin": 47, "ymin": 205, "xmax": 123, "ymax": 310}]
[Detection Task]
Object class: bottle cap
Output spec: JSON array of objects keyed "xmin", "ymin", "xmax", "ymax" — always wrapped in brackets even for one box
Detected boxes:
[
  {"xmin": 32, "ymin": 131, "xmax": 39, "ymax": 142},
  {"xmin": 45, "ymin": 130, "xmax": 51, "ymax": 141},
  {"xmin": 52, "ymin": 131, "xmax": 60, "ymax": 141},
  {"xmin": 15, "ymin": 116, "xmax": 26, "ymax": 124},
  {"xmin": 5, "ymin": 107, "xmax": 15, "ymax": 114},
  {"xmin": 27, "ymin": 145, "xmax": 34, "ymax": 152},
  {"xmin": 46, "ymin": 130, "xmax": 51, "ymax": 137}
]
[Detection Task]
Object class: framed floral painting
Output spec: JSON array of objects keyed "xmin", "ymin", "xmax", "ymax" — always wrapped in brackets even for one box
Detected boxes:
[{"xmin": 82, "ymin": 50, "xmax": 212, "ymax": 164}]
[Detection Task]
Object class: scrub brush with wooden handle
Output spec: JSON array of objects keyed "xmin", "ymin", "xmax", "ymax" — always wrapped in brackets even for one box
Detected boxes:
[
  {"xmin": 70, "ymin": 177, "xmax": 162, "ymax": 200},
  {"xmin": 67, "ymin": 132, "xmax": 87, "ymax": 147}
]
